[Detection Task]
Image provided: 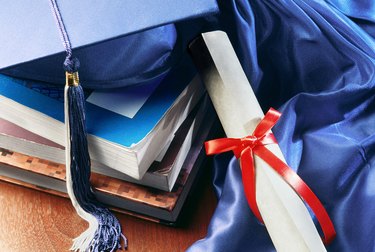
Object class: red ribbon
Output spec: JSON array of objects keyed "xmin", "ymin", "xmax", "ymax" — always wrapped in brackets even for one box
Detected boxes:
[{"xmin": 205, "ymin": 108, "xmax": 336, "ymax": 244}]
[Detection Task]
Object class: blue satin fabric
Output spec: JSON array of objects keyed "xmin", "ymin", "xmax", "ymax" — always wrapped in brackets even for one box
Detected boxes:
[{"xmin": 188, "ymin": 0, "xmax": 375, "ymax": 251}]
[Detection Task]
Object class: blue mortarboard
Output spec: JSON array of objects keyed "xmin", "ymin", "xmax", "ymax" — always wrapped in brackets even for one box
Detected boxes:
[
  {"xmin": 0, "ymin": 1, "xmax": 218, "ymax": 251},
  {"xmin": 0, "ymin": 0, "xmax": 218, "ymax": 88}
]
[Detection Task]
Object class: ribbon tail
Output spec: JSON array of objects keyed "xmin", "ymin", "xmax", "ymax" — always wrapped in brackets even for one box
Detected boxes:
[
  {"xmin": 252, "ymin": 108, "xmax": 281, "ymax": 138},
  {"xmin": 255, "ymin": 146, "xmax": 336, "ymax": 244},
  {"xmin": 240, "ymin": 147, "xmax": 263, "ymax": 223}
]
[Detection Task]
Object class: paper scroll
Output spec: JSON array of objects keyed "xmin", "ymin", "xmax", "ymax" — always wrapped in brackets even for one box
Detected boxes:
[{"xmin": 189, "ymin": 31, "xmax": 326, "ymax": 252}]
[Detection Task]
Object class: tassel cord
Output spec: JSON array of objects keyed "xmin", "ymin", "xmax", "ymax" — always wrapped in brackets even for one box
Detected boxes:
[{"xmin": 49, "ymin": 0, "xmax": 127, "ymax": 250}]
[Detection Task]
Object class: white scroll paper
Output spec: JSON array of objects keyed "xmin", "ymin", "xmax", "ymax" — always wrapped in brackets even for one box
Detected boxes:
[{"xmin": 189, "ymin": 31, "xmax": 326, "ymax": 252}]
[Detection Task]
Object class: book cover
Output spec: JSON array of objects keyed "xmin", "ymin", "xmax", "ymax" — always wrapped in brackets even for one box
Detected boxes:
[
  {"xmin": 0, "ymin": 56, "xmax": 205, "ymax": 179},
  {"xmin": 0, "ymin": 58, "xmax": 196, "ymax": 147}
]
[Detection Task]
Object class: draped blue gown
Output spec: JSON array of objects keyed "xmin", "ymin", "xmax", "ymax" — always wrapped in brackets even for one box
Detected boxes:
[{"xmin": 188, "ymin": 0, "xmax": 375, "ymax": 251}]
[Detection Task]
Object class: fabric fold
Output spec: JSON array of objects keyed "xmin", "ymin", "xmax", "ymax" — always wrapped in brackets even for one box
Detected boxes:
[{"xmin": 188, "ymin": 0, "xmax": 375, "ymax": 251}]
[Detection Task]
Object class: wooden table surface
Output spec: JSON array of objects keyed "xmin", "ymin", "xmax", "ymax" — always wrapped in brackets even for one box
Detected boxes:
[{"xmin": 0, "ymin": 169, "xmax": 217, "ymax": 252}]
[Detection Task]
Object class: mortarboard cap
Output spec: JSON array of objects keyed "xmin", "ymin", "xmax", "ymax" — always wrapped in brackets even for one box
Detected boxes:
[{"xmin": 0, "ymin": 0, "xmax": 218, "ymax": 88}]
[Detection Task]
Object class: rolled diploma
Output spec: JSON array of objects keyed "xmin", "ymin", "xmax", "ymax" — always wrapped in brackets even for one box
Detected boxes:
[{"xmin": 189, "ymin": 31, "xmax": 326, "ymax": 252}]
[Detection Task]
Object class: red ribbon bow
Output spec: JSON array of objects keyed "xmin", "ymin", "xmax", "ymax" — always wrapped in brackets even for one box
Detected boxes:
[{"xmin": 205, "ymin": 108, "xmax": 336, "ymax": 244}]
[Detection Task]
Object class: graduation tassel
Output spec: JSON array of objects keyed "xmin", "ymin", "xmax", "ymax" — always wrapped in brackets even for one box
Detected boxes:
[
  {"xmin": 64, "ymin": 62, "xmax": 126, "ymax": 252},
  {"xmin": 49, "ymin": 0, "xmax": 126, "ymax": 251}
]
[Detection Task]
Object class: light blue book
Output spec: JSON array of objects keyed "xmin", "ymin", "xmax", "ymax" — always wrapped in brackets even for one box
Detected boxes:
[{"xmin": 0, "ymin": 59, "xmax": 205, "ymax": 179}]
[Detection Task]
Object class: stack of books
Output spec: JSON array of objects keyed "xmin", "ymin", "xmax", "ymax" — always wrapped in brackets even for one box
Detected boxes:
[{"xmin": 0, "ymin": 58, "xmax": 217, "ymax": 224}]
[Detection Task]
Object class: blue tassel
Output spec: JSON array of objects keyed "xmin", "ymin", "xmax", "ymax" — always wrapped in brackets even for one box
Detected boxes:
[
  {"xmin": 48, "ymin": 0, "xmax": 127, "ymax": 249},
  {"xmin": 65, "ymin": 58, "xmax": 127, "ymax": 251}
]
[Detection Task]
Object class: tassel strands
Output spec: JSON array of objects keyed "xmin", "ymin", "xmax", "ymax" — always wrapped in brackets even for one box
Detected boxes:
[
  {"xmin": 48, "ymin": 0, "xmax": 127, "ymax": 250},
  {"xmin": 64, "ymin": 64, "xmax": 127, "ymax": 251}
]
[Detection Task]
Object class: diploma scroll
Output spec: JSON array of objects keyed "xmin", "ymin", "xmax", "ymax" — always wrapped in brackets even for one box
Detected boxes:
[{"xmin": 189, "ymin": 31, "xmax": 326, "ymax": 252}]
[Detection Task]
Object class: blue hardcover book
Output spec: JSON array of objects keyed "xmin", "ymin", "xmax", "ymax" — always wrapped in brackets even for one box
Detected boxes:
[{"xmin": 0, "ymin": 58, "xmax": 205, "ymax": 179}]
